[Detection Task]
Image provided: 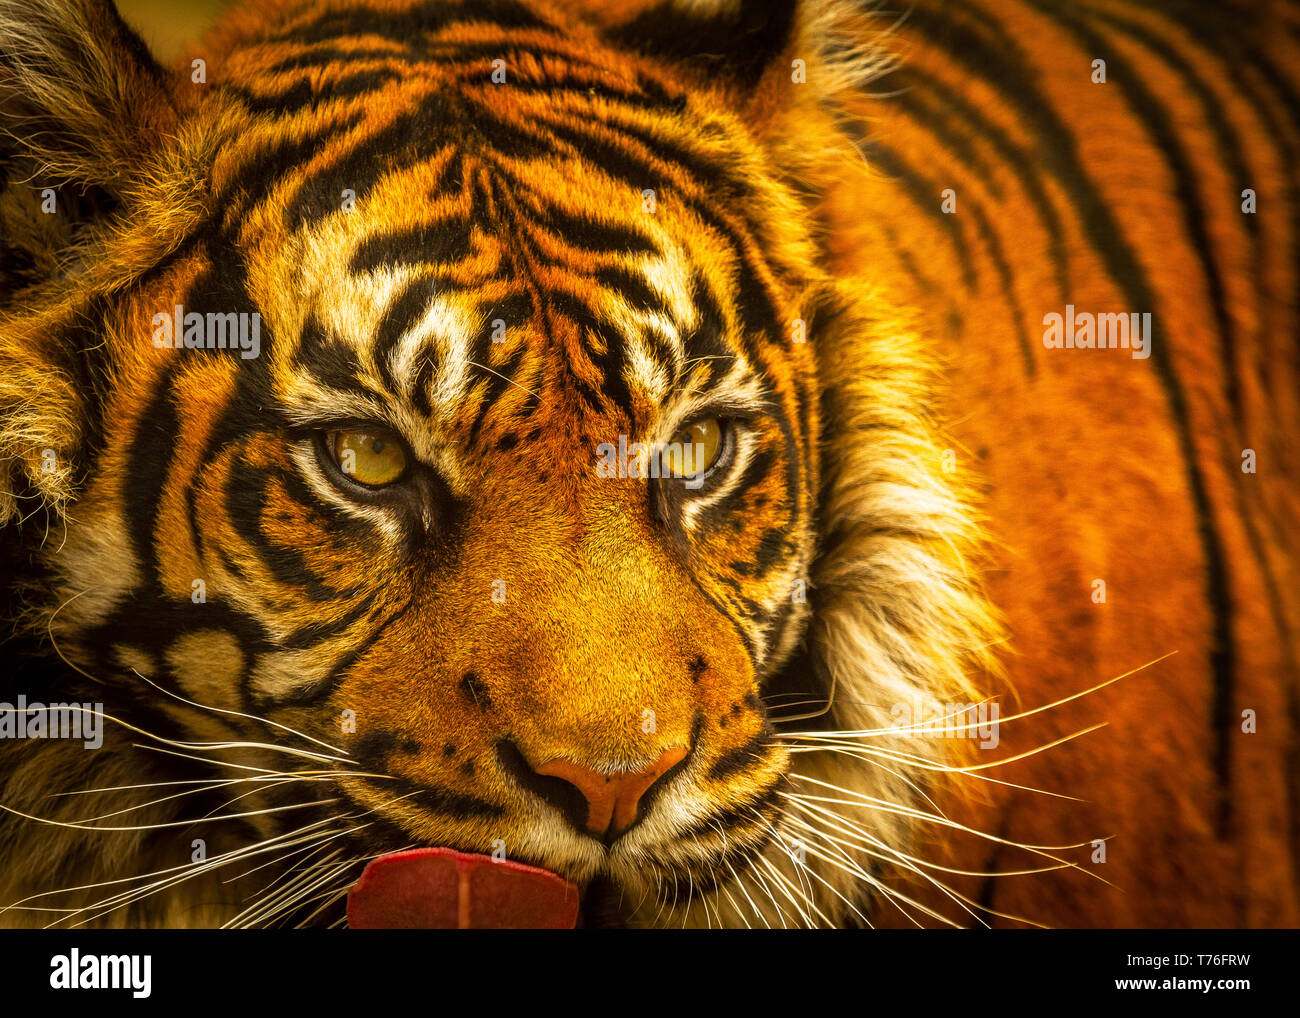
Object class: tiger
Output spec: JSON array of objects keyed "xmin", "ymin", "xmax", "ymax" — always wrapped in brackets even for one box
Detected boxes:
[{"xmin": 0, "ymin": 0, "xmax": 1295, "ymax": 929}]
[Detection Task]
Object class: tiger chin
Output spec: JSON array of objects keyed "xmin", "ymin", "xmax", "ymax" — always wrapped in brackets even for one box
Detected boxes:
[{"xmin": 0, "ymin": 0, "xmax": 1002, "ymax": 929}]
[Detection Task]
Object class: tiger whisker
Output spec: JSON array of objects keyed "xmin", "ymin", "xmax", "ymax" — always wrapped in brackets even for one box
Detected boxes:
[
  {"xmin": 465, "ymin": 358, "xmax": 541, "ymax": 401},
  {"xmin": 309, "ymin": 844, "xmax": 414, "ymax": 930},
  {"xmin": 752, "ymin": 851, "xmax": 827, "ymax": 927},
  {"xmin": 228, "ymin": 829, "xmax": 404, "ymax": 929},
  {"xmin": 780, "ymin": 823, "xmax": 958, "ymax": 928},
  {"xmin": 685, "ymin": 835, "xmax": 711, "ymax": 929},
  {"xmin": 792, "ymin": 798, "xmax": 1076, "ymax": 879},
  {"xmin": 772, "ymin": 797, "xmax": 955, "ymax": 926},
  {"xmin": 781, "ymin": 785, "xmax": 1112, "ymax": 885},
  {"xmin": 224, "ymin": 829, "xmax": 352, "ymax": 887},
  {"xmin": 227, "ymin": 849, "xmax": 350, "ymax": 929},
  {"xmin": 195, "ymin": 775, "xmax": 316, "ymax": 821},
  {"xmin": 733, "ymin": 861, "xmax": 780, "ymax": 929},
  {"xmin": 38, "ymin": 817, "xmax": 349, "ymax": 928},
  {"xmin": 73, "ymin": 819, "xmax": 358, "ymax": 929},
  {"xmin": 43, "ymin": 776, "xmax": 263, "ymax": 823},
  {"xmin": 764, "ymin": 824, "xmax": 880, "ymax": 929},
  {"xmin": 782, "ymin": 740, "xmax": 1088, "ymax": 800},
  {"xmin": 131, "ymin": 744, "xmax": 294, "ymax": 775},
  {"xmin": 128, "ymin": 667, "xmax": 347, "ymax": 756},
  {"xmin": 778, "ymin": 801, "xmax": 984, "ymax": 927},
  {"xmin": 745, "ymin": 804, "xmax": 816, "ymax": 906},
  {"xmin": 44, "ymin": 586, "xmax": 107, "ymax": 689},
  {"xmin": 0, "ymin": 700, "xmax": 346, "ymax": 765},
  {"xmin": 0, "ymin": 796, "xmax": 338, "ymax": 833},
  {"xmin": 50, "ymin": 769, "xmax": 394, "ymax": 798},
  {"xmin": 830, "ymin": 818, "xmax": 1052, "ymax": 929},
  {"xmin": 778, "ymin": 651, "xmax": 1178, "ymax": 742},
  {"xmin": 739, "ymin": 851, "xmax": 790, "ymax": 928},
  {"xmin": 716, "ymin": 850, "xmax": 761, "ymax": 930},
  {"xmin": 291, "ymin": 879, "xmax": 356, "ymax": 929},
  {"xmin": 45, "ymin": 771, "xmax": 374, "ymax": 824},
  {"xmin": 0, "ymin": 815, "xmax": 344, "ymax": 914}
]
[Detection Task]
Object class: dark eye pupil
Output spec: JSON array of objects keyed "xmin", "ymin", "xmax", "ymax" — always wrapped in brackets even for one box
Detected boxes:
[{"xmin": 371, "ymin": 438, "xmax": 386, "ymax": 453}]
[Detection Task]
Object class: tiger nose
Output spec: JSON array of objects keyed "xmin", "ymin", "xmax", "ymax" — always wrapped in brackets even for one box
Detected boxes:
[{"xmin": 534, "ymin": 747, "xmax": 688, "ymax": 842}]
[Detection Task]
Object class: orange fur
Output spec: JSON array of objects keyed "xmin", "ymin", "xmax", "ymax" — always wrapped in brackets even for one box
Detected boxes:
[{"xmin": 0, "ymin": 0, "xmax": 1295, "ymax": 928}]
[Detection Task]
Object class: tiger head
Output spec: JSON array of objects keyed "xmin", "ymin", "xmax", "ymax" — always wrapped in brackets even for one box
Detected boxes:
[{"xmin": 0, "ymin": 0, "xmax": 1001, "ymax": 927}]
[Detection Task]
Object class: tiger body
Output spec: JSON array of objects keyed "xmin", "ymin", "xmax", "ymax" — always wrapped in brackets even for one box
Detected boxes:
[{"xmin": 0, "ymin": 0, "xmax": 1295, "ymax": 928}]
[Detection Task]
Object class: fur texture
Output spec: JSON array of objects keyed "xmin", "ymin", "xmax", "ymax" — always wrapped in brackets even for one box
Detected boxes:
[{"xmin": 0, "ymin": 0, "xmax": 1295, "ymax": 929}]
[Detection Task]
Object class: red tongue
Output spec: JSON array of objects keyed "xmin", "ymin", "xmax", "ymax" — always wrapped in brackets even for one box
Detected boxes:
[{"xmin": 347, "ymin": 848, "xmax": 580, "ymax": 929}]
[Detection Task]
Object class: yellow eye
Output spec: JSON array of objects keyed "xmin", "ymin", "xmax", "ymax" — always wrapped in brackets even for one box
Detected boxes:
[
  {"xmin": 329, "ymin": 428, "xmax": 408, "ymax": 487},
  {"xmin": 662, "ymin": 417, "xmax": 723, "ymax": 480}
]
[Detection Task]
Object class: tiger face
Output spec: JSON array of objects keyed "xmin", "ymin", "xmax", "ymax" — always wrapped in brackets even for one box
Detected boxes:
[{"xmin": 1, "ymin": 0, "xmax": 999, "ymax": 928}]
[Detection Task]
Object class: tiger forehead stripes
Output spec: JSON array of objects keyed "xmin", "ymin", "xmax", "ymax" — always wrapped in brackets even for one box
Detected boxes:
[{"xmin": 129, "ymin": 0, "xmax": 824, "ymax": 717}]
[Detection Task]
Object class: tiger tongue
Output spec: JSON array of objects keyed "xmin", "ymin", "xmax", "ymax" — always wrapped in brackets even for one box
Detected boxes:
[{"xmin": 346, "ymin": 847, "xmax": 580, "ymax": 929}]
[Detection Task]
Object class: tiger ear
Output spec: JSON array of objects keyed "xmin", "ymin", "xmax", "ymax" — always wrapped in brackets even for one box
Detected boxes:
[
  {"xmin": 603, "ymin": 0, "xmax": 801, "ymax": 91},
  {"xmin": 0, "ymin": 0, "xmax": 177, "ymax": 524},
  {"xmin": 0, "ymin": 0, "xmax": 177, "ymax": 194},
  {"xmin": 0, "ymin": 0, "xmax": 181, "ymax": 294}
]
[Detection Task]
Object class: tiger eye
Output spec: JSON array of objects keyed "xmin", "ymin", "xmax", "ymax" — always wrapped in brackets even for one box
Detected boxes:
[
  {"xmin": 330, "ymin": 428, "xmax": 408, "ymax": 486},
  {"xmin": 662, "ymin": 418, "xmax": 723, "ymax": 479}
]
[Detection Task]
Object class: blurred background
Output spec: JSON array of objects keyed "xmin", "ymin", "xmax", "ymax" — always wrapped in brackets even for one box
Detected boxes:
[{"xmin": 119, "ymin": 0, "xmax": 229, "ymax": 63}]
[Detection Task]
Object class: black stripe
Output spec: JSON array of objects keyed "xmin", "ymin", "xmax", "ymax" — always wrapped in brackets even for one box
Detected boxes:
[
  {"xmin": 858, "ymin": 117, "xmax": 1040, "ymax": 371},
  {"xmin": 280, "ymin": 599, "xmax": 373, "ymax": 650},
  {"xmin": 964, "ymin": 193, "xmax": 1036, "ymax": 374},
  {"xmin": 682, "ymin": 269, "xmax": 735, "ymax": 386},
  {"xmin": 592, "ymin": 264, "xmax": 666, "ymax": 316},
  {"xmin": 215, "ymin": 111, "xmax": 363, "ymax": 221},
  {"xmin": 527, "ymin": 113, "xmax": 786, "ymax": 350},
  {"xmin": 885, "ymin": 79, "xmax": 1006, "ymax": 200},
  {"xmin": 696, "ymin": 449, "xmax": 775, "ymax": 538},
  {"xmin": 890, "ymin": 64, "xmax": 1070, "ymax": 296},
  {"xmin": 612, "ymin": 0, "xmax": 796, "ymax": 90},
  {"xmin": 265, "ymin": 46, "xmax": 402, "ymax": 73},
  {"xmin": 349, "ymin": 219, "xmax": 473, "ymax": 274},
  {"xmin": 371, "ymin": 275, "xmax": 440, "ymax": 394},
  {"xmin": 226, "ymin": 67, "xmax": 403, "ymax": 116},
  {"xmin": 293, "ymin": 314, "xmax": 372, "ymax": 397},
  {"xmin": 672, "ymin": 780, "xmax": 782, "ymax": 844},
  {"xmin": 267, "ymin": 1, "xmax": 552, "ymax": 48},
  {"xmin": 464, "ymin": 341, "xmax": 530, "ymax": 448},
  {"xmin": 1146, "ymin": 0, "xmax": 1300, "ymax": 416},
  {"xmin": 122, "ymin": 369, "xmax": 181, "ymax": 589},
  {"xmin": 352, "ymin": 775, "xmax": 504, "ymax": 822},
  {"xmin": 904, "ymin": 2, "xmax": 1239, "ymax": 834},
  {"xmin": 1026, "ymin": 0, "xmax": 1241, "ymax": 422},
  {"xmin": 1090, "ymin": 5, "xmax": 1300, "ymax": 714},
  {"xmin": 258, "ymin": 597, "xmax": 414, "ymax": 708},
  {"xmin": 844, "ymin": 129, "xmax": 976, "ymax": 290},
  {"xmin": 279, "ymin": 97, "xmax": 560, "ymax": 228},
  {"xmin": 224, "ymin": 458, "xmax": 358, "ymax": 603},
  {"xmin": 61, "ymin": 297, "xmax": 115, "ymax": 474},
  {"xmin": 525, "ymin": 200, "xmax": 659, "ymax": 257}
]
